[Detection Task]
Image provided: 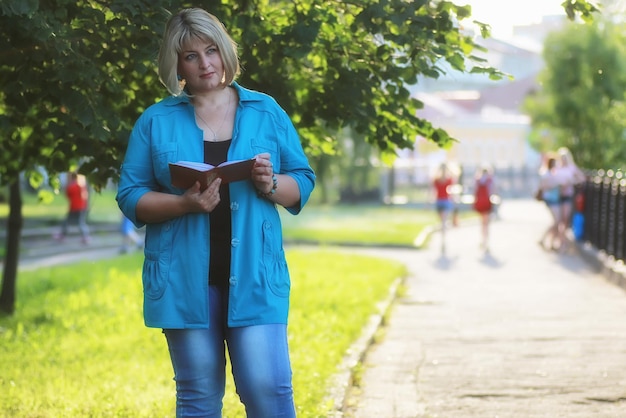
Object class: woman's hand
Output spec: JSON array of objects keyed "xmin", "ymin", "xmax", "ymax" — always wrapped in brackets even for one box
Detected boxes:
[
  {"xmin": 183, "ymin": 177, "xmax": 222, "ymax": 213},
  {"xmin": 252, "ymin": 152, "xmax": 274, "ymax": 195},
  {"xmin": 135, "ymin": 176, "xmax": 222, "ymax": 223}
]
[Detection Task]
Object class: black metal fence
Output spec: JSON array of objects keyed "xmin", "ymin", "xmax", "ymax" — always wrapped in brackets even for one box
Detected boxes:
[{"xmin": 582, "ymin": 170, "xmax": 626, "ymax": 263}]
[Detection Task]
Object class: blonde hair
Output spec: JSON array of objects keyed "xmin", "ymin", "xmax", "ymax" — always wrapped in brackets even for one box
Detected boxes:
[
  {"xmin": 557, "ymin": 147, "xmax": 575, "ymax": 166},
  {"xmin": 158, "ymin": 8, "xmax": 240, "ymax": 96}
]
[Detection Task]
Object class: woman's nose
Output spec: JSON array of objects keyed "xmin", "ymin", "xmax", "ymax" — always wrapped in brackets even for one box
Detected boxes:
[{"xmin": 199, "ymin": 55, "xmax": 210, "ymax": 69}]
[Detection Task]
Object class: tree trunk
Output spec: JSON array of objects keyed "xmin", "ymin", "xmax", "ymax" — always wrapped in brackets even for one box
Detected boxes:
[{"xmin": 0, "ymin": 181, "xmax": 23, "ymax": 315}]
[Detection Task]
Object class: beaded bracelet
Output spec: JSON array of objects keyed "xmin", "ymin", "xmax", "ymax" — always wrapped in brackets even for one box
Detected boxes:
[{"xmin": 258, "ymin": 174, "xmax": 278, "ymax": 198}]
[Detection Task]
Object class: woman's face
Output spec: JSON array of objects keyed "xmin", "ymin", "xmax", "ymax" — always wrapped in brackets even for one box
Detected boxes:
[{"xmin": 178, "ymin": 37, "xmax": 224, "ymax": 94}]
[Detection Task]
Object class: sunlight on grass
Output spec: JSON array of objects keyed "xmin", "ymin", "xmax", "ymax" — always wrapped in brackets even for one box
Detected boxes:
[
  {"xmin": 0, "ymin": 249, "xmax": 405, "ymax": 417},
  {"xmin": 281, "ymin": 205, "xmax": 437, "ymax": 246}
]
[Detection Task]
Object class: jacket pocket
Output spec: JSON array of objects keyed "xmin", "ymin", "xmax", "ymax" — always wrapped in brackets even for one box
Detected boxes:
[
  {"xmin": 252, "ymin": 141, "xmax": 279, "ymax": 171},
  {"xmin": 142, "ymin": 249, "xmax": 170, "ymax": 300},
  {"xmin": 261, "ymin": 219, "xmax": 290, "ymax": 297},
  {"xmin": 153, "ymin": 143, "xmax": 178, "ymax": 191},
  {"xmin": 266, "ymin": 249, "xmax": 290, "ymax": 298}
]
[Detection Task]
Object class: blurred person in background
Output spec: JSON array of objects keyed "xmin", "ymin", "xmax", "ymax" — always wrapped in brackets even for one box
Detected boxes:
[
  {"xmin": 537, "ymin": 155, "xmax": 565, "ymax": 251},
  {"xmin": 119, "ymin": 214, "xmax": 143, "ymax": 254},
  {"xmin": 433, "ymin": 162, "xmax": 457, "ymax": 255},
  {"xmin": 556, "ymin": 147, "xmax": 586, "ymax": 251},
  {"xmin": 472, "ymin": 165, "xmax": 495, "ymax": 252},
  {"xmin": 54, "ymin": 171, "xmax": 90, "ymax": 244},
  {"xmin": 448, "ymin": 163, "xmax": 463, "ymax": 227}
]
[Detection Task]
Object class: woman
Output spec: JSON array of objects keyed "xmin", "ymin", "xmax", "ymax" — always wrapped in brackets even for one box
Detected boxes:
[
  {"xmin": 473, "ymin": 165, "xmax": 494, "ymax": 252},
  {"xmin": 557, "ymin": 147, "xmax": 586, "ymax": 250},
  {"xmin": 537, "ymin": 156, "xmax": 564, "ymax": 251},
  {"xmin": 116, "ymin": 8, "xmax": 315, "ymax": 417}
]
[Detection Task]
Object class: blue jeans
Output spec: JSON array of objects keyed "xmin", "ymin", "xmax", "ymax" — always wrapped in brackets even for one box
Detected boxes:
[
  {"xmin": 163, "ymin": 286, "xmax": 295, "ymax": 418},
  {"xmin": 435, "ymin": 198, "xmax": 453, "ymax": 213},
  {"xmin": 60, "ymin": 209, "xmax": 90, "ymax": 239}
]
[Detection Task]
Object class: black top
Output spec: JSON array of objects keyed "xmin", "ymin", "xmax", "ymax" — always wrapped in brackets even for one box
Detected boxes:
[{"xmin": 204, "ymin": 140, "xmax": 232, "ymax": 288}]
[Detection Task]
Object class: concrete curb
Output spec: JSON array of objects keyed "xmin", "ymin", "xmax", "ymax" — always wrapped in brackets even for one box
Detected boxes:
[
  {"xmin": 324, "ymin": 228, "xmax": 432, "ymax": 416},
  {"xmin": 324, "ymin": 277, "xmax": 404, "ymax": 417}
]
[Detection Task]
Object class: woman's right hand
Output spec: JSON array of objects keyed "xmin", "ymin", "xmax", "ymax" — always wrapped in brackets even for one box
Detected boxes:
[
  {"xmin": 135, "ymin": 177, "xmax": 222, "ymax": 224},
  {"xmin": 183, "ymin": 177, "xmax": 222, "ymax": 213}
]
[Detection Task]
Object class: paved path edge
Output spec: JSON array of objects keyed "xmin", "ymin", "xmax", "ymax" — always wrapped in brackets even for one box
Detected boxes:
[
  {"xmin": 323, "ymin": 227, "xmax": 432, "ymax": 416},
  {"xmin": 324, "ymin": 276, "xmax": 404, "ymax": 417}
]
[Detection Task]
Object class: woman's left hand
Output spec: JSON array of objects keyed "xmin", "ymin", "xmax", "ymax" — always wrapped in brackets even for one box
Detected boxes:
[{"xmin": 252, "ymin": 153, "xmax": 274, "ymax": 195}]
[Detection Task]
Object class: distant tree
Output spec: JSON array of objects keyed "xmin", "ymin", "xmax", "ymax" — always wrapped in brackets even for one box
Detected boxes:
[
  {"xmin": 524, "ymin": 18, "xmax": 626, "ymax": 170},
  {"xmin": 0, "ymin": 0, "xmax": 598, "ymax": 314}
]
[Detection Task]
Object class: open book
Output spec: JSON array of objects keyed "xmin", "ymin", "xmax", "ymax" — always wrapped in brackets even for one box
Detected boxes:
[{"xmin": 169, "ymin": 158, "xmax": 256, "ymax": 191}]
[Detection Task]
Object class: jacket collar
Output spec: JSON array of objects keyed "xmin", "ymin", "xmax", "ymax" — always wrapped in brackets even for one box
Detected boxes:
[{"xmin": 164, "ymin": 81, "xmax": 260, "ymax": 107}]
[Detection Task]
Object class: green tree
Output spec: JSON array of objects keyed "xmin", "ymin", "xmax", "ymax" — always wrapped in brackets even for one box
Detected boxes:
[
  {"xmin": 525, "ymin": 18, "xmax": 626, "ymax": 170},
  {"xmin": 0, "ymin": 0, "xmax": 598, "ymax": 314},
  {"xmin": 0, "ymin": 0, "xmax": 171, "ymax": 314}
]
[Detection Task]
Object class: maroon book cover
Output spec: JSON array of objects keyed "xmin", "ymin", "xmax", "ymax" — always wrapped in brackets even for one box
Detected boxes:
[{"xmin": 169, "ymin": 158, "xmax": 255, "ymax": 191}]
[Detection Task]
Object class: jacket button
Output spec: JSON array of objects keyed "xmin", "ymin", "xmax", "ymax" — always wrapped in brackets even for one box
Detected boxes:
[
  {"xmin": 229, "ymin": 276, "xmax": 238, "ymax": 286},
  {"xmin": 231, "ymin": 202, "xmax": 239, "ymax": 211},
  {"xmin": 231, "ymin": 238, "xmax": 240, "ymax": 247}
]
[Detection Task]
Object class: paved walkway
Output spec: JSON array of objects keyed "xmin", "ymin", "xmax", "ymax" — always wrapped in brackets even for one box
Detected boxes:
[
  {"xmin": 341, "ymin": 199, "xmax": 626, "ymax": 417},
  {"xmin": 6, "ymin": 224, "xmax": 134, "ymax": 271}
]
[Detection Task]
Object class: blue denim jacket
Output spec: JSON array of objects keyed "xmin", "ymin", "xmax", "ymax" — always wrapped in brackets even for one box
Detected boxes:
[{"xmin": 116, "ymin": 83, "xmax": 316, "ymax": 329}]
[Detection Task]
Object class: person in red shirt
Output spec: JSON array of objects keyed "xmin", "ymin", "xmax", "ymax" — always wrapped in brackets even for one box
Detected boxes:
[
  {"xmin": 54, "ymin": 172, "xmax": 90, "ymax": 244},
  {"xmin": 433, "ymin": 163, "xmax": 456, "ymax": 255}
]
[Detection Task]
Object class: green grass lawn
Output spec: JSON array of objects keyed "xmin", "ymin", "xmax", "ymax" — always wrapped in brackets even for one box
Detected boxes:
[
  {"xmin": 281, "ymin": 204, "xmax": 437, "ymax": 247},
  {"xmin": 0, "ymin": 249, "xmax": 405, "ymax": 417}
]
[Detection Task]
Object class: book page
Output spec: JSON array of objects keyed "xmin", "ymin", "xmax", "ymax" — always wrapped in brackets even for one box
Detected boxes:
[
  {"xmin": 171, "ymin": 161, "xmax": 215, "ymax": 171},
  {"xmin": 215, "ymin": 158, "xmax": 255, "ymax": 183}
]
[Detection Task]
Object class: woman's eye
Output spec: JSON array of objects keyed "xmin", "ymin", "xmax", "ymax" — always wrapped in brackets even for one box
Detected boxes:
[
  {"xmin": 207, "ymin": 47, "xmax": 218, "ymax": 55},
  {"xmin": 185, "ymin": 53, "xmax": 197, "ymax": 61}
]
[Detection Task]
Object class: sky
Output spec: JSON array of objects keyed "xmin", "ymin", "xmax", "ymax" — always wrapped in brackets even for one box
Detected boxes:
[{"xmin": 463, "ymin": 0, "xmax": 569, "ymax": 37}]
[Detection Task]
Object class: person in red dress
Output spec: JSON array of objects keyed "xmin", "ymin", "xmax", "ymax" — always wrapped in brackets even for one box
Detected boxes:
[{"xmin": 473, "ymin": 165, "xmax": 494, "ymax": 252}]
